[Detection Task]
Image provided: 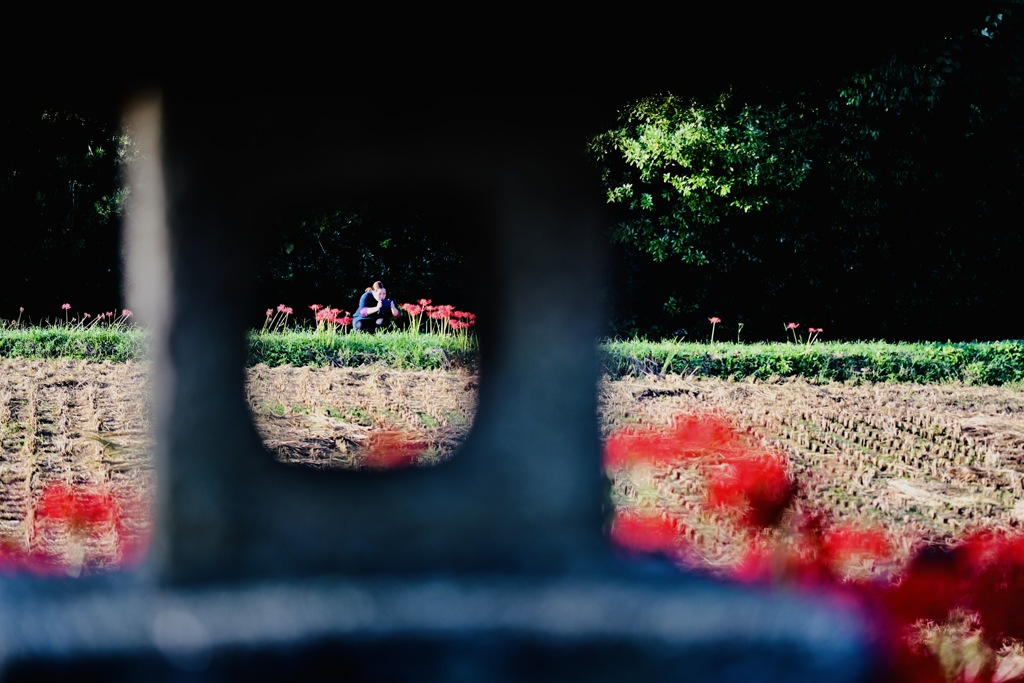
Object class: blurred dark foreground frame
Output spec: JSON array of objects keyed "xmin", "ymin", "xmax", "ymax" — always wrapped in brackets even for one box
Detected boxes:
[{"xmin": 0, "ymin": 88, "xmax": 884, "ymax": 682}]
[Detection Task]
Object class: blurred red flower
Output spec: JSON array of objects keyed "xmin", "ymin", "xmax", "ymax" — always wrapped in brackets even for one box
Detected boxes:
[
  {"xmin": 706, "ymin": 454, "xmax": 795, "ymax": 530},
  {"xmin": 610, "ymin": 509, "xmax": 689, "ymax": 557},
  {"xmin": 363, "ymin": 431, "xmax": 427, "ymax": 469}
]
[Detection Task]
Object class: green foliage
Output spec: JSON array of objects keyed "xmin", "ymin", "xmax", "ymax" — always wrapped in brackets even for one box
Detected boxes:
[
  {"xmin": 598, "ymin": 339, "xmax": 1024, "ymax": 385},
  {"xmin": 593, "ymin": 5, "xmax": 1024, "ymax": 342},
  {"xmin": 245, "ymin": 329, "xmax": 479, "ymax": 371},
  {"xmin": 256, "ymin": 206, "xmax": 471, "ymax": 318},
  {"xmin": 0, "ymin": 325, "xmax": 1022, "ymax": 386},
  {"xmin": 590, "ymin": 93, "xmax": 815, "ymax": 265},
  {"xmin": 1, "ymin": 105, "xmax": 134, "ymax": 313},
  {"xmin": 0, "ymin": 328, "xmax": 147, "ymax": 362}
]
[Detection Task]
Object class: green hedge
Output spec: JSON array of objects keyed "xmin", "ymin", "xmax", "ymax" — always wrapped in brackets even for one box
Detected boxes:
[
  {"xmin": 245, "ymin": 330, "xmax": 478, "ymax": 371},
  {"xmin": 0, "ymin": 328, "xmax": 148, "ymax": 362},
  {"xmin": 598, "ymin": 339, "xmax": 1024, "ymax": 385},
  {"xmin": 1, "ymin": 328, "xmax": 1022, "ymax": 385}
]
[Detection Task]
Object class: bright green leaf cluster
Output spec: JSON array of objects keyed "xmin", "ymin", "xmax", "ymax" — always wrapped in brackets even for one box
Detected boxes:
[{"xmin": 589, "ymin": 94, "xmax": 816, "ymax": 264}]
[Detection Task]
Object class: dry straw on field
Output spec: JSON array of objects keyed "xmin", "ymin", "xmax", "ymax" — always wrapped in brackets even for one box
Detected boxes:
[{"xmin": 2, "ymin": 358, "xmax": 1024, "ymax": 579}]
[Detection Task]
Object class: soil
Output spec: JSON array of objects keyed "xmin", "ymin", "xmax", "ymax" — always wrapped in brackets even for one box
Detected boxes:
[{"xmin": 2, "ymin": 357, "xmax": 1024, "ymax": 576}]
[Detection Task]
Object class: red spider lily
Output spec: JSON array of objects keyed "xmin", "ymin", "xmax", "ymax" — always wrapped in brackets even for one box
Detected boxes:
[
  {"xmin": 958, "ymin": 530, "xmax": 1024, "ymax": 646},
  {"xmin": 61, "ymin": 303, "xmax": 71, "ymax": 310},
  {"xmin": 605, "ymin": 414, "xmax": 1024, "ymax": 681},
  {"xmin": 610, "ymin": 509, "xmax": 689, "ymax": 557},
  {"xmin": 452, "ymin": 310, "xmax": 476, "ymax": 325},
  {"xmin": 363, "ymin": 431, "xmax": 427, "ymax": 469},
  {"xmin": 881, "ymin": 544, "xmax": 973, "ymax": 628},
  {"xmin": 36, "ymin": 484, "xmax": 120, "ymax": 531},
  {"xmin": 705, "ymin": 453, "xmax": 795, "ymax": 530},
  {"xmin": 0, "ymin": 540, "xmax": 62, "ymax": 576},
  {"xmin": 821, "ymin": 524, "xmax": 894, "ymax": 570},
  {"xmin": 786, "ymin": 322, "xmax": 799, "ymax": 329},
  {"xmin": 30, "ymin": 483, "xmax": 151, "ymax": 574},
  {"xmin": 309, "ymin": 304, "xmax": 322, "ymax": 312},
  {"xmin": 401, "ymin": 301, "xmax": 475, "ymax": 336},
  {"xmin": 311, "ymin": 307, "xmax": 352, "ymax": 334},
  {"xmin": 732, "ymin": 513, "xmax": 896, "ymax": 589},
  {"xmin": 265, "ymin": 308, "xmax": 273, "ymax": 317},
  {"xmin": 708, "ymin": 317, "xmax": 721, "ymax": 343},
  {"xmin": 732, "ymin": 536, "xmax": 838, "ymax": 587},
  {"xmin": 603, "ymin": 414, "xmax": 742, "ymax": 470}
]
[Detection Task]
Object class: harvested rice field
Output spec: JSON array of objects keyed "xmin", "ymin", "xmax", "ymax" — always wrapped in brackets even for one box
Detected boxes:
[{"xmin": 0, "ymin": 357, "xmax": 1022, "ymax": 576}]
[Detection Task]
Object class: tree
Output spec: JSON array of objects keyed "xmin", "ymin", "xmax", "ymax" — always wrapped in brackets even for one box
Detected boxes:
[
  {"xmin": 0, "ymin": 103, "xmax": 133, "ymax": 320},
  {"xmin": 589, "ymin": 93, "xmax": 818, "ymax": 267},
  {"xmin": 254, "ymin": 202, "xmax": 473, "ymax": 326},
  {"xmin": 590, "ymin": 4, "xmax": 1024, "ymax": 342}
]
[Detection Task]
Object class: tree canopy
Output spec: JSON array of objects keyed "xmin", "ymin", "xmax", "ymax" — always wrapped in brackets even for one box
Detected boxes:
[
  {"xmin": 5, "ymin": 4, "xmax": 1022, "ymax": 341},
  {"xmin": 590, "ymin": 4, "xmax": 1024, "ymax": 342},
  {"xmin": 0, "ymin": 104, "xmax": 133, "ymax": 321}
]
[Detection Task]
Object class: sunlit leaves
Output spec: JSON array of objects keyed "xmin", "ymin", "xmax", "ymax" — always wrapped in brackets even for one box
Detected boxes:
[{"xmin": 589, "ymin": 93, "xmax": 816, "ymax": 264}]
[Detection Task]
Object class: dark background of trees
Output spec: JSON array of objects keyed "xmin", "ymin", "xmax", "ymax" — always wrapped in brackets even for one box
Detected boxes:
[
  {"xmin": 3, "ymin": 2, "xmax": 1022, "ymax": 341},
  {"xmin": 595, "ymin": 3, "xmax": 1024, "ymax": 343}
]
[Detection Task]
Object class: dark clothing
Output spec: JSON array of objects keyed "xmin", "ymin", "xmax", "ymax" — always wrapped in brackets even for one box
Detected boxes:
[{"xmin": 352, "ymin": 291, "xmax": 400, "ymax": 332}]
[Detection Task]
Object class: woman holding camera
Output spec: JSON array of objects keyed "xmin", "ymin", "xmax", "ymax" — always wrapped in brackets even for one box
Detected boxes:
[{"xmin": 353, "ymin": 281, "xmax": 401, "ymax": 332}]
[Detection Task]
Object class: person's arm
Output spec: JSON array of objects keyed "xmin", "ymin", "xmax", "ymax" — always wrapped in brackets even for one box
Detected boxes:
[
  {"xmin": 388, "ymin": 299, "xmax": 401, "ymax": 318},
  {"xmin": 356, "ymin": 292, "xmax": 380, "ymax": 318}
]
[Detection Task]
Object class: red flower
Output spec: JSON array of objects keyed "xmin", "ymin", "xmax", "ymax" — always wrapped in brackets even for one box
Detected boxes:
[
  {"xmin": 0, "ymin": 540, "xmax": 60, "ymax": 576},
  {"xmin": 961, "ymin": 530, "xmax": 1024, "ymax": 645},
  {"xmin": 610, "ymin": 509, "xmax": 688, "ymax": 557},
  {"xmin": 309, "ymin": 304, "xmax": 322, "ymax": 312},
  {"xmin": 786, "ymin": 322, "xmax": 799, "ymax": 330},
  {"xmin": 706, "ymin": 454, "xmax": 795, "ymax": 530},
  {"xmin": 417, "ymin": 299, "xmax": 432, "ymax": 307},
  {"xmin": 603, "ymin": 414, "xmax": 741, "ymax": 470},
  {"xmin": 708, "ymin": 316, "xmax": 721, "ymax": 324},
  {"xmin": 61, "ymin": 303, "xmax": 71, "ymax": 310},
  {"xmin": 363, "ymin": 431, "xmax": 426, "ymax": 469},
  {"xmin": 881, "ymin": 544, "xmax": 972, "ymax": 628},
  {"xmin": 821, "ymin": 525, "xmax": 893, "ymax": 568},
  {"xmin": 733, "ymin": 535, "xmax": 836, "ymax": 587},
  {"xmin": 36, "ymin": 484, "xmax": 119, "ymax": 532}
]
